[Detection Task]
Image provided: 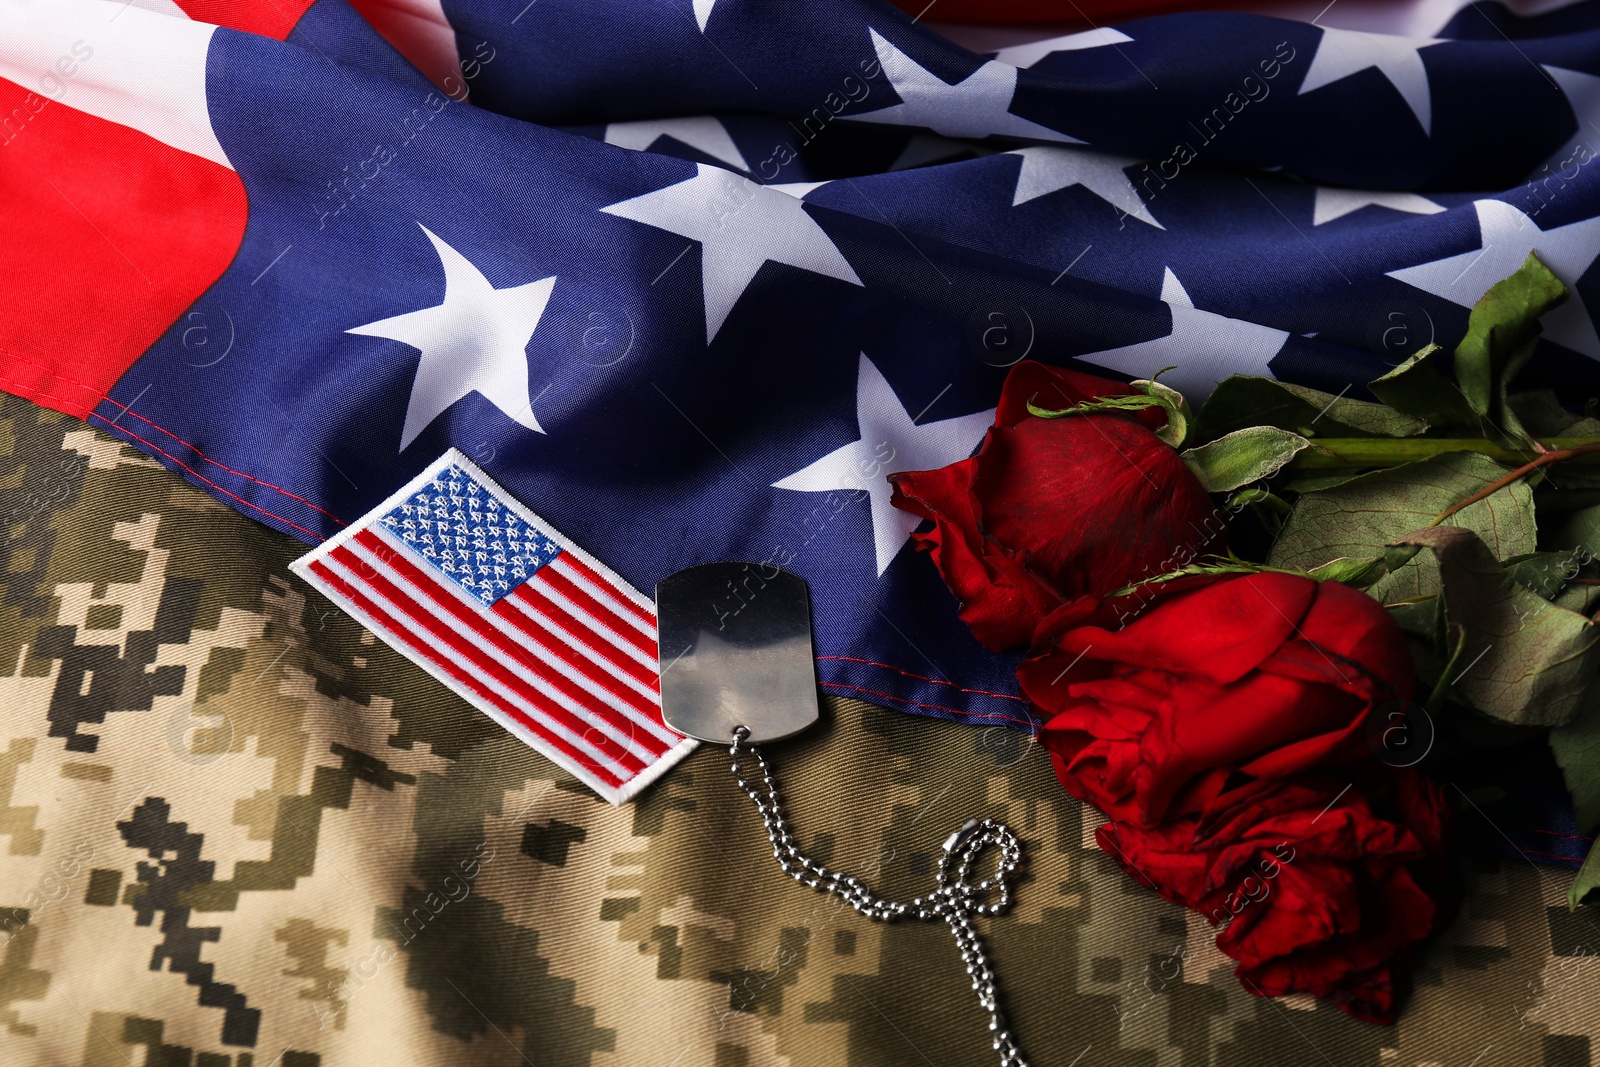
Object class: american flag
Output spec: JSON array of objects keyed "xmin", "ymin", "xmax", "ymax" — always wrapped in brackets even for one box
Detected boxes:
[
  {"xmin": 290, "ymin": 449, "xmax": 695, "ymax": 803},
  {"xmin": 6, "ymin": 0, "xmax": 1600, "ymax": 838}
]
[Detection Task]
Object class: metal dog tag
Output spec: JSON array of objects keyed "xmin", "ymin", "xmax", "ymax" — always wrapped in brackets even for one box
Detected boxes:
[
  {"xmin": 653, "ymin": 560, "xmax": 1030, "ymax": 1066},
  {"xmin": 655, "ymin": 562, "xmax": 819, "ymax": 744}
]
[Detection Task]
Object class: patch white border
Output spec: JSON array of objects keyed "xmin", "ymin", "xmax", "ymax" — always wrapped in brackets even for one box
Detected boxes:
[{"xmin": 290, "ymin": 448, "xmax": 696, "ymax": 804}]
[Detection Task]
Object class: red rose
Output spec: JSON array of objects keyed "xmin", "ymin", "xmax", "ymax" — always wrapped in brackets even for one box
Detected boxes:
[
  {"xmin": 1095, "ymin": 769, "xmax": 1452, "ymax": 1023},
  {"xmin": 888, "ymin": 361, "xmax": 1222, "ymax": 651},
  {"xmin": 1024, "ymin": 572, "xmax": 1415, "ymax": 827}
]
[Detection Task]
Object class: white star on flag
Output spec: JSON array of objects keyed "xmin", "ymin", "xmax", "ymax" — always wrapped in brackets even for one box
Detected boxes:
[
  {"xmin": 842, "ymin": 29, "xmax": 1083, "ymax": 143},
  {"xmin": 347, "ymin": 224, "xmax": 553, "ymax": 452},
  {"xmin": 774, "ymin": 354, "xmax": 994, "ymax": 575},
  {"xmin": 1387, "ymin": 198, "xmax": 1600, "ymax": 358},
  {"xmin": 601, "ymin": 164, "xmax": 862, "ymax": 343},
  {"xmin": 693, "ymin": 0, "xmax": 718, "ymax": 31},
  {"xmin": 1299, "ymin": 27, "xmax": 1442, "ymax": 134},
  {"xmin": 1077, "ymin": 269, "xmax": 1288, "ymax": 401},
  {"xmin": 604, "ymin": 117, "xmax": 750, "ymax": 172},
  {"xmin": 993, "ymin": 27, "xmax": 1134, "ymax": 69},
  {"xmin": 1312, "ymin": 187, "xmax": 1444, "ymax": 225},
  {"xmin": 1007, "ymin": 146, "xmax": 1162, "ymax": 227}
]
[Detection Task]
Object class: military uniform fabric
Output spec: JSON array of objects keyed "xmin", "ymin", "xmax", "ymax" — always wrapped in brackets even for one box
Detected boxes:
[{"xmin": 0, "ymin": 392, "xmax": 1595, "ymax": 1066}]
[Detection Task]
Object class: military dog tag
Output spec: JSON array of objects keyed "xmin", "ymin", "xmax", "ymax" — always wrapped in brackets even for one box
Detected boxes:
[
  {"xmin": 653, "ymin": 562, "xmax": 1032, "ymax": 1067},
  {"xmin": 654, "ymin": 561, "xmax": 818, "ymax": 743}
]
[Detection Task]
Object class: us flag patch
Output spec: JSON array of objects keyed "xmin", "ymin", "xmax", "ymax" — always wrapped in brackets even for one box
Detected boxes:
[{"xmin": 291, "ymin": 448, "xmax": 696, "ymax": 804}]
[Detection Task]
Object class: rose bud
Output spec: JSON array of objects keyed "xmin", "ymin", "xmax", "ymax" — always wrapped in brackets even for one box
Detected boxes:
[
  {"xmin": 1024, "ymin": 571, "xmax": 1415, "ymax": 827},
  {"xmin": 888, "ymin": 361, "xmax": 1223, "ymax": 652}
]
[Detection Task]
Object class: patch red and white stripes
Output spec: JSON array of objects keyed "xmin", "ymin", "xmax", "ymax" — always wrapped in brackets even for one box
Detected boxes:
[{"xmin": 291, "ymin": 449, "xmax": 694, "ymax": 803}]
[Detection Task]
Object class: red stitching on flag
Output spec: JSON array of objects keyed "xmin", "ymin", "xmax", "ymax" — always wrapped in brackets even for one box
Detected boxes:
[
  {"xmin": 0, "ymin": 371, "xmax": 89, "ymax": 415},
  {"xmin": 1475, "ymin": 842, "xmax": 1585, "ymax": 863},
  {"xmin": 1, "ymin": 353, "xmax": 1039, "ymax": 730},
  {"xmin": 816, "ymin": 655, "xmax": 1028, "ymax": 703},
  {"xmin": 819, "ymin": 680, "xmax": 1040, "ymax": 730},
  {"xmin": 0, "ymin": 344, "xmax": 348, "ymax": 530},
  {"xmin": 86, "ymin": 413, "xmax": 327, "ymax": 540},
  {"xmin": 99, "ymin": 396, "xmax": 351, "ymax": 528},
  {"xmin": 1496, "ymin": 818, "xmax": 1595, "ymax": 842}
]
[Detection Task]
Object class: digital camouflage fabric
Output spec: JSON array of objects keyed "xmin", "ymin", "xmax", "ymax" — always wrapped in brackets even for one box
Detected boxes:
[{"xmin": 0, "ymin": 390, "xmax": 1597, "ymax": 1066}]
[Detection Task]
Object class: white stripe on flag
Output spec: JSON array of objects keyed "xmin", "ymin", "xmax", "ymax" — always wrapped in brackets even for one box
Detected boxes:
[
  {"xmin": 343, "ymin": 537, "xmax": 666, "ymax": 766},
  {"xmin": 365, "ymin": 527, "xmax": 678, "ymax": 750},
  {"xmin": 314, "ymin": 550, "xmax": 643, "ymax": 784},
  {"xmin": 289, "ymin": 447, "xmax": 698, "ymax": 805},
  {"xmin": 513, "ymin": 561, "xmax": 658, "ymax": 672},
  {"xmin": 0, "ymin": 0, "xmax": 228, "ymax": 167},
  {"xmin": 495, "ymin": 591, "xmax": 665, "ymax": 711}
]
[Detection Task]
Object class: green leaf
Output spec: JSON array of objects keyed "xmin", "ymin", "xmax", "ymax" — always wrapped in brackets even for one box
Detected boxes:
[
  {"xmin": 1282, "ymin": 470, "xmax": 1368, "ymax": 493},
  {"xmin": 1551, "ymin": 683, "xmax": 1600, "ymax": 836},
  {"xmin": 1508, "ymin": 389, "xmax": 1600, "ymax": 438},
  {"xmin": 1191, "ymin": 376, "xmax": 1428, "ymax": 444},
  {"xmin": 1389, "ymin": 526, "xmax": 1600, "ymax": 727},
  {"xmin": 1552, "ymin": 504, "xmax": 1600, "ymax": 560},
  {"xmin": 1503, "ymin": 551, "xmax": 1582, "ymax": 601},
  {"xmin": 1555, "ymin": 583, "xmax": 1600, "ymax": 616},
  {"xmin": 1027, "ymin": 394, "xmax": 1155, "ymax": 419},
  {"xmin": 1420, "ymin": 623, "xmax": 1470, "ymax": 717},
  {"xmin": 1180, "ymin": 426, "xmax": 1312, "ymax": 492},
  {"xmin": 1566, "ymin": 837, "xmax": 1600, "ymax": 910},
  {"xmin": 1387, "ymin": 594, "xmax": 1445, "ymax": 659},
  {"xmin": 1276, "ymin": 382, "xmax": 1434, "ymax": 439},
  {"xmin": 1268, "ymin": 451, "xmax": 1538, "ymax": 605},
  {"xmin": 1455, "ymin": 251, "xmax": 1569, "ymax": 448},
  {"xmin": 1225, "ymin": 487, "xmax": 1293, "ymax": 514},
  {"xmin": 1367, "ymin": 344, "xmax": 1481, "ymax": 430}
]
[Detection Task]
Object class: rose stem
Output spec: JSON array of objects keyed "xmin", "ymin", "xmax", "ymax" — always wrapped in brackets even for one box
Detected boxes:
[
  {"xmin": 1430, "ymin": 441, "xmax": 1600, "ymax": 526},
  {"xmin": 1286, "ymin": 436, "xmax": 1600, "ymax": 470}
]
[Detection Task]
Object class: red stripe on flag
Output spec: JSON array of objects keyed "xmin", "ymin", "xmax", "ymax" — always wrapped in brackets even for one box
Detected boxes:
[
  {"xmin": 538, "ymin": 563, "xmax": 656, "ymax": 658},
  {"xmin": 172, "ymin": 0, "xmax": 315, "ymax": 39},
  {"xmin": 335, "ymin": 539, "xmax": 662, "ymax": 770},
  {"xmin": 499, "ymin": 580, "xmax": 658, "ymax": 691},
  {"xmin": 0, "ymin": 84, "xmax": 246, "ymax": 418},
  {"xmin": 326, "ymin": 542, "xmax": 657, "ymax": 773},
  {"xmin": 562, "ymin": 555, "xmax": 656, "ymax": 627},
  {"xmin": 305, "ymin": 557, "xmax": 629, "ymax": 789},
  {"xmin": 489, "ymin": 596, "xmax": 667, "ymax": 731},
  {"xmin": 322, "ymin": 546, "xmax": 646, "ymax": 778},
  {"xmin": 354, "ymin": 529, "xmax": 671, "ymax": 750}
]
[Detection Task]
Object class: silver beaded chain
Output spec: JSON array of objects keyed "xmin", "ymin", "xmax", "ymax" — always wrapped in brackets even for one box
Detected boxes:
[{"xmin": 729, "ymin": 726, "xmax": 1030, "ymax": 1067}]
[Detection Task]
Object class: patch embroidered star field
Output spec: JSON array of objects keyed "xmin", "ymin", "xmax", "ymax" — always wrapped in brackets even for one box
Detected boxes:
[{"xmin": 290, "ymin": 449, "xmax": 696, "ymax": 804}]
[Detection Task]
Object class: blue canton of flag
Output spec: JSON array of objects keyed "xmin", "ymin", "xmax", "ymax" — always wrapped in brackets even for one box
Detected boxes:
[{"xmin": 381, "ymin": 464, "xmax": 563, "ymax": 606}]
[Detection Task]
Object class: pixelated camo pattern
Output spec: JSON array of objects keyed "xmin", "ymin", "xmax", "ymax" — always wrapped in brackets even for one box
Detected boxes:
[{"xmin": 0, "ymin": 392, "xmax": 1596, "ymax": 1066}]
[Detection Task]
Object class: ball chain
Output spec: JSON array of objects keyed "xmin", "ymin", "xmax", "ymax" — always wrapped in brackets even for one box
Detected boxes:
[{"xmin": 729, "ymin": 726, "xmax": 1029, "ymax": 1067}]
